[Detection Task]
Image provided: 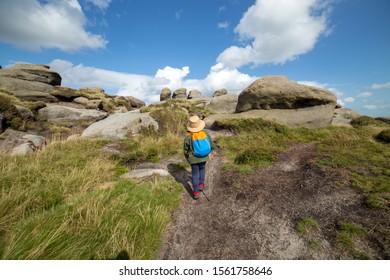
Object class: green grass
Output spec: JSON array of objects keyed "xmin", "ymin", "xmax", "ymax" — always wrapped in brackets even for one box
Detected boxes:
[
  {"xmin": 296, "ymin": 217, "xmax": 319, "ymax": 237},
  {"xmin": 336, "ymin": 222, "xmax": 370, "ymax": 258},
  {"xmin": 217, "ymin": 117, "xmax": 390, "ymax": 209},
  {"xmin": 112, "ymin": 133, "xmax": 182, "ymax": 164},
  {"xmin": 0, "ymin": 138, "xmax": 182, "ymax": 259}
]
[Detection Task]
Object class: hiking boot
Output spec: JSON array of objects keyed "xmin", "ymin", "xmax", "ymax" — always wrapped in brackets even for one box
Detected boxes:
[
  {"xmin": 199, "ymin": 184, "xmax": 205, "ymax": 191},
  {"xmin": 193, "ymin": 191, "xmax": 200, "ymax": 200}
]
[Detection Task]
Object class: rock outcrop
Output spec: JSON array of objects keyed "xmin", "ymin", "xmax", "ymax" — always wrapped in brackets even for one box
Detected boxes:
[
  {"xmin": 0, "ymin": 129, "xmax": 46, "ymax": 155},
  {"xmin": 213, "ymin": 88, "xmax": 228, "ymax": 97},
  {"xmin": 232, "ymin": 76, "xmax": 337, "ymax": 128},
  {"xmin": 38, "ymin": 104, "xmax": 108, "ymax": 123},
  {"xmin": 188, "ymin": 90, "xmax": 202, "ymax": 99},
  {"xmin": 121, "ymin": 169, "xmax": 170, "ymax": 179},
  {"xmin": 126, "ymin": 96, "xmax": 146, "ymax": 108},
  {"xmin": 236, "ymin": 76, "xmax": 337, "ymax": 112},
  {"xmin": 207, "ymin": 94, "xmax": 238, "ymax": 114},
  {"xmin": 172, "ymin": 88, "xmax": 187, "ymax": 99},
  {"xmin": 81, "ymin": 112, "xmax": 158, "ymax": 140},
  {"xmin": 160, "ymin": 87, "xmax": 171, "ymax": 101},
  {"xmin": 0, "ymin": 64, "xmax": 61, "ymax": 102},
  {"xmin": 205, "ymin": 105, "xmax": 337, "ymax": 129},
  {"xmin": 332, "ymin": 108, "xmax": 361, "ymax": 127}
]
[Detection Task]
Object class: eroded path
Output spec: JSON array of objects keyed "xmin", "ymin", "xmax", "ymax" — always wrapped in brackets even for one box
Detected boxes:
[{"xmin": 156, "ymin": 136, "xmax": 388, "ymax": 259}]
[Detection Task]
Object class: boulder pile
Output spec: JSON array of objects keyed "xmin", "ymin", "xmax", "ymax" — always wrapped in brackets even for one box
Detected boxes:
[
  {"xmin": 0, "ymin": 63, "xmax": 361, "ymax": 155},
  {"xmin": 0, "ymin": 64, "xmax": 147, "ymax": 154}
]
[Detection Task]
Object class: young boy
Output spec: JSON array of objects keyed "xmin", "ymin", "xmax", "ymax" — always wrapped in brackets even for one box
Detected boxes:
[{"xmin": 183, "ymin": 115, "xmax": 215, "ymax": 200}]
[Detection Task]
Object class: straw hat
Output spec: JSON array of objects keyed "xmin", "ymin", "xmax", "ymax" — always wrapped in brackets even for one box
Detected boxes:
[{"xmin": 187, "ymin": 115, "xmax": 205, "ymax": 132}]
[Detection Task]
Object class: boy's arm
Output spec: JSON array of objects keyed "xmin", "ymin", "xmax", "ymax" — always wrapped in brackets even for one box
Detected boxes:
[
  {"xmin": 183, "ymin": 135, "xmax": 190, "ymax": 160},
  {"xmin": 206, "ymin": 131, "xmax": 215, "ymax": 150}
]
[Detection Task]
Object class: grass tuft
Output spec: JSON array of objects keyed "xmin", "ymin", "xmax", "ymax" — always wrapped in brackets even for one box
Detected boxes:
[{"xmin": 296, "ymin": 217, "xmax": 319, "ymax": 237}]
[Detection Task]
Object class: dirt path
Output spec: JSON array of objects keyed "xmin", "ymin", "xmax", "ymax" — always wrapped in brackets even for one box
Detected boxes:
[{"xmin": 156, "ymin": 135, "xmax": 388, "ymax": 260}]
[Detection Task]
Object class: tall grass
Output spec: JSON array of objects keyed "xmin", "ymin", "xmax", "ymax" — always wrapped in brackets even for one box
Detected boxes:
[{"xmin": 0, "ymin": 138, "xmax": 182, "ymax": 259}]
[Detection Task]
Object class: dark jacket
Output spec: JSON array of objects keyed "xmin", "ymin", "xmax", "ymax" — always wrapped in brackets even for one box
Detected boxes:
[{"xmin": 183, "ymin": 130, "xmax": 215, "ymax": 164}]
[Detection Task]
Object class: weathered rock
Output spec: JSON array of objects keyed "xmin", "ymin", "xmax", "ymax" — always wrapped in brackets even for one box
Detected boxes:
[
  {"xmin": 121, "ymin": 169, "xmax": 170, "ymax": 179},
  {"xmin": 85, "ymin": 99, "xmax": 103, "ymax": 110},
  {"xmin": 0, "ymin": 64, "xmax": 61, "ymax": 86},
  {"xmin": 172, "ymin": 88, "xmax": 187, "ymax": 99},
  {"xmin": 0, "ymin": 129, "xmax": 45, "ymax": 155},
  {"xmin": 0, "ymin": 77, "xmax": 55, "ymax": 94},
  {"xmin": 188, "ymin": 90, "xmax": 202, "ymax": 99},
  {"xmin": 73, "ymin": 97, "xmax": 90, "ymax": 106},
  {"xmin": 13, "ymin": 90, "xmax": 58, "ymax": 102},
  {"xmin": 81, "ymin": 112, "xmax": 158, "ymax": 139},
  {"xmin": 0, "ymin": 64, "xmax": 61, "ymax": 102},
  {"xmin": 80, "ymin": 87, "xmax": 105, "ymax": 94},
  {"xmin": 213, "ymin": 88, "xmax": 228, "ymax": 97},
  {"xmin": 38, "ymin": 104, "xmax": 107, "ymax": 123},
  {"xmin": 332, "ymin": 108, "xmax": 361, "ymax": 127},
  {"xmin": 50, "ymin": 86, "xmax": 81, "ymax": 100},
  {"xmin": 236, "ymin": 76, "xmax": 337, "ymax": 113},
  {"xmin": 207, "ymin": 94, "xmax": 238, "ymax": 114},
  {"xmin": 126, "ymin": 96, "xmax": 146, "ymax": 108},
  {"xmin": 160, "ymin": 87, "xmax": 171, "ymax": 101},
  {"xmin": 79, "ymin": 87, "xmax": 106, "ymax": 99},
  {"xmin": 15, "ymin": 105, "xmax": 35, "ymax": 120},
  {"xmin": 205, "ymin": 105, "xmax": 336, "ymax": 129}
]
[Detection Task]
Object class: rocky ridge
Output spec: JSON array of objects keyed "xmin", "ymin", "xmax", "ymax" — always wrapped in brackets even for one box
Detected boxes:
[{"xmin": 0, "ymin": 63, "xmax": 364, "ymax": 155}]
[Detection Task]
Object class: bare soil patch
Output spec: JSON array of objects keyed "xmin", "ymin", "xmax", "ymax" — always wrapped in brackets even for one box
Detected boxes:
[{"xmin": 157, "ymin": 142, "xmax": 389, "ymax": 259}]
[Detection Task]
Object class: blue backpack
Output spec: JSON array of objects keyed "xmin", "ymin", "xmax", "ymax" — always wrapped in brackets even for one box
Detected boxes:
[{"xmin": 188, "ymin": 131, "xmax": 211, "ymax": 157}]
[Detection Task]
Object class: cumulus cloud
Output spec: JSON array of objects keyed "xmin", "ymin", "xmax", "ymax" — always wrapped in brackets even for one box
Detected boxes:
[
  {"xmin": 217, "ymin": 0, "xmax": 333, "ymax": 69},
  {"xmin": 49, "ymin": 60, "xmax": 257, "ymax": 104},
  {"xmin": 358, "ymin": 91, "xmax": 373, "ymax": 98},
  {"xmin": 372, "ymin": 82, "xmax": 390, "ymax": 89},
  {"xmin": 0, "ymin": 0, "xmax": 107, "ymax": 52},
  {"xmin": 185, "ymin": 63, "xmax": 256, "ymax": 94}
]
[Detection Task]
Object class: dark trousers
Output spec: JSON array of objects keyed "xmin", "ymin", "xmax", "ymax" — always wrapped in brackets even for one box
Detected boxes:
[{"xmin": 191, "ymin": 162, "xmax": 206, "ymax": 193}]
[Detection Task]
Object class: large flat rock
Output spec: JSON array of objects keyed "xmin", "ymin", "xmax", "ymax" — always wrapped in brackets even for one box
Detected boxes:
[
  {"xmin": 205, "ymin": 105, "xmax": 335, "ymax": 129},
  {"xmin": 81, "ymin": 112, "xmax": 158, "ymax": 139},
  {"xmin": 236, "ymin": 76, "xmax": 337, "ymax": 113}
]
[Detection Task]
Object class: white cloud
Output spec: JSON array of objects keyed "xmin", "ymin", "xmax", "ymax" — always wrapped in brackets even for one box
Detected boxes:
[
  {"xmin": 217, "ymin": 0, "xmax": 333, "ymax": 69},
  {"xmin": 49, "ymin": 60, "xmax": 257, "ymax": 104},
  {"xmin": 298, "ymin": 80, "xmax": 329, "ymax": 89},
  {"xmin": 86, "ymin": 0, "xmax": 112, "ymax": 10},
  {"xmin": 49, "ymin": 59, "xmax": 153, "ymax": 101},
  {"xmin": 357, "ymin": 91, "xmax": 373, "ymax": 98},
  {"xmin": 218, "ymin": 21, "xmax": 230, "ymax": 30},
  {"xmin": 372, "ymin": 82, "xmax": 390, "ymax": 89},
  {"xmin": 344, "ymin": 97, "xmax": 355, "ymax": 103},
  {"xmin": 0, "ymin": 0, "xmax": 107, "ymax": 52},
  {"xmin": 219, "ymin": 6, "xmax": 226, "ymax": 13},
  {"xmin": 363, "ymin": 105, "xmax": 377, "ymax": 110}
]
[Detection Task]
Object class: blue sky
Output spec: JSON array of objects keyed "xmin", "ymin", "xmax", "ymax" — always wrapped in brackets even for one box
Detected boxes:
[{"xmin": 0, "ymin": 0, "xmax": 389, "ymax": 117}]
